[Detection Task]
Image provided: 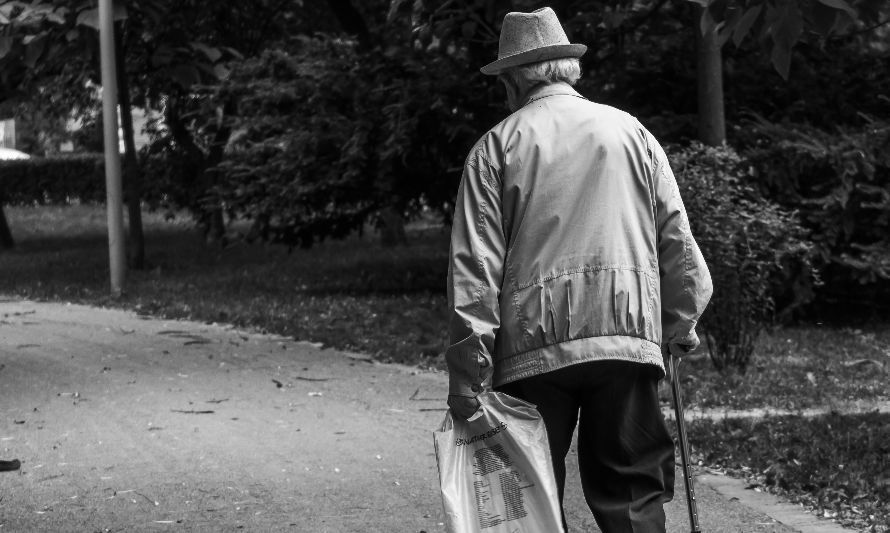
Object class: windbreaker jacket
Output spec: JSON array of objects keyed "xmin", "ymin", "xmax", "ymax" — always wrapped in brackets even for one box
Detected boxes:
[{"xmin": 446, "ymin": 82, "xmax": 713, "ymax": 398}]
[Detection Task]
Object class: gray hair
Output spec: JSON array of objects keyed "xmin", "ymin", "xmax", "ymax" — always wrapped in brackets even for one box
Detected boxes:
[{"xmin": 502, "ymin": 57, "xmax": 582, "ymax": 88}]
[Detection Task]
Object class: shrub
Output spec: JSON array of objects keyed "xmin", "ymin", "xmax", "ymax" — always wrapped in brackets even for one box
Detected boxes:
[
  {"xmin": 736, "ymin": 116, "xmax": 890, "ymax": 315},
  {"xmin": 669, "ymin": 142, "xmax": 816, "ymax": 371},
  {"xmin": 0, "ymin": 154, "xmax": 106, "ymax": 205}
]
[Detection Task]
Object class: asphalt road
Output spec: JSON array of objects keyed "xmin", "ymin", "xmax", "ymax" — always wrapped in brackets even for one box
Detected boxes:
[{"xmin": 0, "ymin": 300, "xmax": 843, "ymax": 532}]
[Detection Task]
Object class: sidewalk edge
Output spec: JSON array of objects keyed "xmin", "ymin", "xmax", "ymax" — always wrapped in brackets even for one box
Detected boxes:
[{"xmin": 697, "ymin": 473, "xmax": 855, "ymax": 533}]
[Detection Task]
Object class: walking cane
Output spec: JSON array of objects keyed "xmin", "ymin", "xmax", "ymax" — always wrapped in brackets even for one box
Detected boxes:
[{"xmin": 667, "ymin": 346, "xmax": 702, "ymax": 533}]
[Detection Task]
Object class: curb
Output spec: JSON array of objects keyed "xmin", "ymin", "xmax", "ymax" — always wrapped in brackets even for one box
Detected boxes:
[{"xmin": 698, "ymin": 473, "xmax": 855, "ymax": 532}]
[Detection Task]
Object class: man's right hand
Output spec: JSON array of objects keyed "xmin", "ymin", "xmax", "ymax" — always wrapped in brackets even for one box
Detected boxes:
[
  {"xmin": 448, "ymin": 394, "xmax": 481, "ymax": 420},
  {"xmin": 663, "ymin": 343, "xmax": 693, "ymax": 384}
]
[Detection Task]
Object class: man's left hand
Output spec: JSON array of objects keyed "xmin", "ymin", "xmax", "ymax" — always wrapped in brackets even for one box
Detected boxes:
[{"xmin": 448, "ymin": 395, "xmax": 481, "ymax": 420}]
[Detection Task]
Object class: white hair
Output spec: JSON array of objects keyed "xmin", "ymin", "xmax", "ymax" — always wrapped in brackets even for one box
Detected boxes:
[{"xmin": 503, "ymin": 57, "xmax": 582, "ymax": 88}]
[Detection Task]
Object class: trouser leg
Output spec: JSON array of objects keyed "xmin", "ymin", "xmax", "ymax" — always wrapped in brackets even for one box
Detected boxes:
[
  {"xmin": 576, "ymin": 361, "xmax": 675, "ymax": 533},
  {"xmin": 497, "ymin": 370, "xmax": 580, "ymax": 533}
]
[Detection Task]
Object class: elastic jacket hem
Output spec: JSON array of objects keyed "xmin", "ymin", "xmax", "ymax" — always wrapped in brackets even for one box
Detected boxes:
[{"xmin": 492, "ymin": 334, "xmax": 664, "ymax": 387}]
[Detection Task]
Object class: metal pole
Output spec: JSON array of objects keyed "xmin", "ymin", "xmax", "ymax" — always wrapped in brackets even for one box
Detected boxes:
[
  {"xmin": 669, "ymin": 349, "xmax": 702, "ymax": 533},
  {"xmin": 98, "ymin": 0, "xmax": 126, "ymax": 297}
]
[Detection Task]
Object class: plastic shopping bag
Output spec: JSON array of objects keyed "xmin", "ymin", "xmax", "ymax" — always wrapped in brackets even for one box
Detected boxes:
[{"xmin": 433, "ymin": 391, "xmax": 563, "ymax": 533}]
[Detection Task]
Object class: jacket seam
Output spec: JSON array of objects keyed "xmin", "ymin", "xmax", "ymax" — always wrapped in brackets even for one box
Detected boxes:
[
  {"xmin": 514, "ymin": 264, "xmax": 653, "ymax": 291},
  {"xmin": 524, "ymin": 92, "xmax": 588, "ymax": 106},
  {"xmin": 497, "ymin": 353, "xmax": 663, "ymax": 387},
  {"xmin": 471, "ymin": 202, "xmax": 488, "ymax": 304},
  {"xmin": 645, "ymin": 271, "xmax": 656, "ymax": 331},
  {"xmin": 468, "ymin": 149, "xmax": 504, "ymax": 384},
  {"xmin": 506, "ymin": 261, "xmax": 532, "ymax": 342},
  {"xmin": 468, "ymin": 152, "xmax": 501, "ymax": 303},
  {"xmin": 498, "ymin": 331, "xmax": 655, "ymax": 362}
]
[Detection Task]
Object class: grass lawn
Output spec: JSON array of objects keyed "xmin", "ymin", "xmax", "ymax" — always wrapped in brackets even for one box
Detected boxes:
[
  {"xmin": 0, "ymin": 204, "xmax": 452, "ymax": 367},
  {"xmin": 686, "ymin": 413, "xmax": 890, "ymax": 532},
  {"xmin": 2, "ymin": 204, "xmax": 888, "ymax": 530},
  {"xmin": 679, "ymin": 325, "xmax": 889, "ymax": 411}
]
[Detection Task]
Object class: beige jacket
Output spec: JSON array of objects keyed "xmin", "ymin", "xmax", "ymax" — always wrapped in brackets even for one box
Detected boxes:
[{"xmin": 446, "ymin": 82, "xmax": 713, "ymax": 398}]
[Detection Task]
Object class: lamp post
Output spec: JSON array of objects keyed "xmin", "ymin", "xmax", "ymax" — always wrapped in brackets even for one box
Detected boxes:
[{"xmin": 98, "ymin": 0, "xmax": 126, "ymax": 297}]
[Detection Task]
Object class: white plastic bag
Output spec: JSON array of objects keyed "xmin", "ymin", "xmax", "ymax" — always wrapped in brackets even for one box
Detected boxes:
[{"xmin": 433, "ymin": 391, "xmax": 563, "ymax": 533}]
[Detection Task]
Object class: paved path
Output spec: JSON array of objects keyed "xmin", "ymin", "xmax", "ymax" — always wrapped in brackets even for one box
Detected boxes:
[
  {"xmin": 0, "ymin": 300, "xmax": 853, "ymax": 532},
  {"xmin": 665, "ymin": 403, "xmax": 890, "ymax": 421}
]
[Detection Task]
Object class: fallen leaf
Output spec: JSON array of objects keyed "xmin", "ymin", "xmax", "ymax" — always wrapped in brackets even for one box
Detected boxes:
[
  {"xmin": 0, "ymin": 459, "xmax": 21, "ymax": 472},
  {"xmin": 842, "ymin": 359, "xmax": 883, "ymax": 369}
]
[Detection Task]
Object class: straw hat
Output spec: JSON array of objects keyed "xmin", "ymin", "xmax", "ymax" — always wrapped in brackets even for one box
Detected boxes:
[{"xmin": 480, "ymin": 7, "xmax": 587, "ymax": 76}]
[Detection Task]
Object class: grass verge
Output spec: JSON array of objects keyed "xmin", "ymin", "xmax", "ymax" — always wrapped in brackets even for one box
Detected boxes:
[
  {"xmin": 679, "ymin": 325, "xmax": 889, "ymax": 411},
  {"xmin": 686, "ymin": 413, "xmax": 890, "ymax": 532}
]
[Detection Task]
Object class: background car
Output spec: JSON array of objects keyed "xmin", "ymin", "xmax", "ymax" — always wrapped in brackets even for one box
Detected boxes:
[{"xmin": 0, "ymin": 147, "xmax": 30, "ymax": 160}]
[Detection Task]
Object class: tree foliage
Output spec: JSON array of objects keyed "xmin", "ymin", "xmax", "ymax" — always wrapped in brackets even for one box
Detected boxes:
[
  {"xmin": 737, "ymin": 114, "xmax": 890, "ymax": 304},
  {"xmin": 691, "ymin": 0, "xmax": 885, "ymax": 79},
  {"xmin": 208, "ymin": 34, "xmax": 484, "ymax": 247}
]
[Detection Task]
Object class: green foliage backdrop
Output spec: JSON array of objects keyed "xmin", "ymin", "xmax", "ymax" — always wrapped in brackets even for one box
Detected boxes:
[
  {"xmin": 208, "ymin": 35, "xmax": 487, "ymax": 247},
  {"xmin": 0, "ymin": 154, "xmax": 105, "ymax": 204}
]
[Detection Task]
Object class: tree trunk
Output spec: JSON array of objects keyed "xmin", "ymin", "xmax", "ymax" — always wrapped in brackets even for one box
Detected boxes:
[
  {"xmin": 0, "ymin": 205, "xmax": 14, "ymax": 249},
  {"xmin": 379, "ymin": 206, "xmax": 408, "ymax": 247},
  {"xmin": 198, "ymin": 99, "xmax": 235, "ymax": 246},
  {"xmin": 695, "ymin": 6, "xmax": 726, "ymax": 147},
  {"xmin": 115, "ymin": 24, "xmax": 145, "ymax": 269},
  {"xmin": 164, "ymin": 95, "xmax": 215, "ymax": 242}
]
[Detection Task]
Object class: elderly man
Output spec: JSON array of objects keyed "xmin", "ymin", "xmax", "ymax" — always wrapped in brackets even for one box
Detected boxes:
[{"xmin": 444, "ymin": 6, "xmax": 713, "ymax": 533}]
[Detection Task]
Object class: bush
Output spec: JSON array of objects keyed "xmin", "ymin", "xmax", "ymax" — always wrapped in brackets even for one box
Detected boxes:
[
  {"xmin": 0, "ymin": 154, "xmax": 106, "ymax": 205},
  {"xmin": 735, "ymin": 116, "xmax": 890, "ymax": 315},
  {"xmin": 208, "ymin": 35, "xmax": 488, "ymax": 248},
  {"xmin": 669, "ymin": 142, "xmax": 816, "ymax": 371}
]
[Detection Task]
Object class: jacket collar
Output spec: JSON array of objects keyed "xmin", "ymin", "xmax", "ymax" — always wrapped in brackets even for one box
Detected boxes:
[{"xmin": 522, "ymin": 81, "xmax": 586, "ymax": 107}]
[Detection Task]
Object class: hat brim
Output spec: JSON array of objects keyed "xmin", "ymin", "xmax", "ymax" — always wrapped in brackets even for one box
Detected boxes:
[{"xmin": 480, "ymin": 43, "xmax": 587, "ymax": 75}]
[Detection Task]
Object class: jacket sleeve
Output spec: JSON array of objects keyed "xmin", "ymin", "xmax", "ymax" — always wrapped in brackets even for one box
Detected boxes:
[
  {"xmin": 445, "ymin": 143, "xmax": 506, "ymax": 397},
  {"xmin": 651, "ymin": 138, "xmax": 713, "ymax": 350}
]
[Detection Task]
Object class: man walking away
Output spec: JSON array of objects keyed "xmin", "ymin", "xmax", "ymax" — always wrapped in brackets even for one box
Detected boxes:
[{"xmin": 444, "ymin": 7, "xmax": 713, "ymax": 533}]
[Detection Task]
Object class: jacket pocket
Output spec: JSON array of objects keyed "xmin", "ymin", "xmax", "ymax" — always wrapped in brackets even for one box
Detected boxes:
[{"xmin": 508, "ymin": 266, "xmax": 657, "ymax": 352}]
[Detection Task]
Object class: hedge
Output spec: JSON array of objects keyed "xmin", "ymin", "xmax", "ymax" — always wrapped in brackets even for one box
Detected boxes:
[{"xmin": 0, "ymin": 154, "xmax": 106, "ymax": 205}]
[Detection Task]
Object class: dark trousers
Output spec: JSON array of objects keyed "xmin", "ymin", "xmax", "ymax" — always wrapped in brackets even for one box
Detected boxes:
[{"xmin": 497, "ymin": 360, "xmax": 675, "ymax": 533}]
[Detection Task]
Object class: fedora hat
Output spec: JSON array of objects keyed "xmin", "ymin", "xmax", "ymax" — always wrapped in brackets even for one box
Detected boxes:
[{"xmin": 480, "ymin": 7, "xmax": 587, "ymax": 76}]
